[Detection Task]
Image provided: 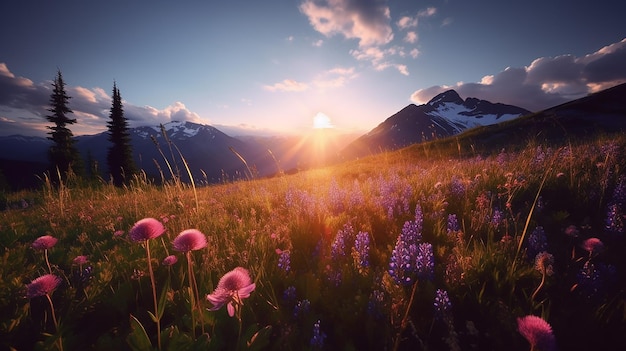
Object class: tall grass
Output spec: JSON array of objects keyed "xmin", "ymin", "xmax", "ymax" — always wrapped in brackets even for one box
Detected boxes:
[{"xmin": 1, "ymin": 133, "xmax": 625, "ymax": 350}]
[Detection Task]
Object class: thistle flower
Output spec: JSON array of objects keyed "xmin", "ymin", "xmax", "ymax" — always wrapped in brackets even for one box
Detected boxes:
[
  {"xmin": 172, "ymin": 229, "xmax": 208, "ymax": 252},
  {"xmin": 162, "ymin": 255, "xmax": 178, "ymax": 266},
  {"xmin": 129, "ymin": 217, "xmax": 165, "ymax": 242},
  {"xmin": 534, "ymin": 252, "xmax": 554, "ymax": 276},
  {"xmin": 207, "ymin": 267, "xmax": 256, "ymax": 317},
  {"xmin": 517, "ymin": 315, "xmax": 556, "ymax": 351},
  {"xmin": 32, "ymin": 235, "xmax": 58, "ymax": 250},
  {"xmin": 581, "ymin": 237, "xmax": 604, "ymax": 256},
  {"xmin": 73, "ymin": 255, "xmax": 88, "ymax": 266},
  {"xmin": 26, "ymin": 274, "xmax": 61, "ymax": 299}
]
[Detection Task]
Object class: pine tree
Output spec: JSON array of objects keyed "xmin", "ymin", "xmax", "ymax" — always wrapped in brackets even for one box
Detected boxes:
[
  {"xmin": 45, "ymin": 70, "xmax": 83, "ymax": 180},
  {"xmin": 106, "ymin": 82, "xmax": 137, "ymax": 185}
]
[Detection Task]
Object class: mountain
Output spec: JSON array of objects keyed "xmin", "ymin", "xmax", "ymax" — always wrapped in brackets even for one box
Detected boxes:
[{"xmin": 340, "ymin": 90, "xmax": 531, "ymax": 159}]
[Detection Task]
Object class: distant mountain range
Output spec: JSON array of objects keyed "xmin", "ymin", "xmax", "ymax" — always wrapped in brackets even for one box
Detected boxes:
[
  {"xmin": 2, "ymin": 83, "xmax": 625, "ymax": 191},
  {"xmin": 339, "ymin": 90, "xmax": 531, "ymax": 159}
]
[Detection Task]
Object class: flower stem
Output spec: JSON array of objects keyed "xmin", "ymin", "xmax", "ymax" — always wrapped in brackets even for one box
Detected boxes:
[
  {"xmin": 146, "ymin": 242, "xmax": 161, "ymax": 350},
  {"xmin": 45, "ymin": 249, "xmax": 52, "ymax": 274},
  {"xmin": 186, "ymin": 252, "xmax": 197, "ymax": 339},
  {"xmin": 46, "ymin": 293, "xmax": 63, "ymax": 351},
  {"xmin": 393, "ymin": 280, "xmax": 419, "ymax": 351}
]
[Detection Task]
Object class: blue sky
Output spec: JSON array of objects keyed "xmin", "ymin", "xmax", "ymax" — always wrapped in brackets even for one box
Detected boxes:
[{"xmin": 1, "ymin": 0, "xmax": 625, "ymax": 137}]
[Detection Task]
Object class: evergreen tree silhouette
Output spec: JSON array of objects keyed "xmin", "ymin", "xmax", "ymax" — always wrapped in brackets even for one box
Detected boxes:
[
  {"xmin": 106, "ymin": 82, "xmax": 137, "ymax": 185},
  {"xmin": 45, "ymin": 69, "xmax": 83, "ymax": 181}
]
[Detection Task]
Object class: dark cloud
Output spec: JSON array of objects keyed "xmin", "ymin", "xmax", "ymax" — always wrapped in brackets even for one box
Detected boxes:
[{"xmin": 411, "ymin": 38, "xmax": 626, "ymax": 111}]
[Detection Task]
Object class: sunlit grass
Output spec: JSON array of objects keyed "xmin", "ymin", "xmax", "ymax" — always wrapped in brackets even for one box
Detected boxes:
[{"xmin": 0, "ymin": 133, "xmax": 625, "ymax": 350}]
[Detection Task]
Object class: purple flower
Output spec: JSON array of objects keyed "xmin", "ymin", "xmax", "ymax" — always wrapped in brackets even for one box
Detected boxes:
[
  {"xmin": 294, "ymin": 299, "xmax": 311, "ymax": 318},
  {"xmin": 278, "ymin": 250, "xmax": 291, "ymax": 273},
  {"xmin": 526, "ymin": 226, "xmax": 548, "ymax": 260},
  {"xmin": 26, "ymin": 274, "xmax": 61, "ymax": 299},
  {"xmin": 32, "ymin": 235, "xmax": 58, "ymax": 250},
  {"xmin": 206, "ymin": 267, "xmax": 256, "ymax": 317},
  {"xmin": 416, "ymin": 242, "xmax": 435, "ymax": 281},
  {"xmin": 447, "ymin": 214, "xmax": 460, "ymax": 234},
  {"xmin": 310, "ymin": 319, "xmax": 327, "ymax": 349},
  {"xmin": 434, "ymin": 289, "xmax": 453, "ymax": 324},
  {"xmin": 352, "ymin": 231, "xmax": 370, "ymax": 270},
  {"xmin": 129, "ymin": 218, "xmax": 165, "ymax": 242},
  {"xmin": 162, "ymin": 255, "xmax": 178, "ymax": 266},
  {"xmin": 517, "ymin": 315, "xmax": 556, "ymax": 351},
  {"xmin": 172, "ymin": 229, "xmax": 208, "ymax": 252}
]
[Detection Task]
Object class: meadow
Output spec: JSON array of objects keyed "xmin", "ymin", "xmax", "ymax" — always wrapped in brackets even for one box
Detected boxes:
[{"xmin": 1, "ymin": 133, "xmax": 625, "ymax": 351}]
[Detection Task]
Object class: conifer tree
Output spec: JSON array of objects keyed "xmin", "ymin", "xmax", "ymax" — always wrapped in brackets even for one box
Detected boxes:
[
  {"xmin": 106, "ymin": 82, "xmax": 137, "ymax": 185},
  {"xmin": 45, "ymin": 69, "xmax": 83, "ymax": 180}
]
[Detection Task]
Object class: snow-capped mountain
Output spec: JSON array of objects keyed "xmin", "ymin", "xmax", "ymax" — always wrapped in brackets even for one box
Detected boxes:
[{"xmin": 341, "ymin": 90, "xmax": 530, "ymax": 158}]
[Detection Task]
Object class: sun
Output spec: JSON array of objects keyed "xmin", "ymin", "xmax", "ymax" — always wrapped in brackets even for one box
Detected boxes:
[{"xmin": 313, "ymin": 112, "xmax": 334, "ymax": 129}]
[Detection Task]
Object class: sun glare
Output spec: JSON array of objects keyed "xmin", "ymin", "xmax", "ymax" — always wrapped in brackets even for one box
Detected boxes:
[{"xmin": 313, "ymin": 112, "xmax": 333, "ymax": 129}]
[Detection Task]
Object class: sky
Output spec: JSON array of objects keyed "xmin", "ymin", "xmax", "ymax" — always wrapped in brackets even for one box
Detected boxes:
[{"xmin": 1, "ymin": 0, "xmax": 625, "ymax": 138}]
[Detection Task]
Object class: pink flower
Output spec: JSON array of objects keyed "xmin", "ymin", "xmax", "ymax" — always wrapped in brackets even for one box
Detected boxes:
[
  {"xmin": 73, "ymin": 255, "xmax": 88, "ymax": 265},
  {"xmin": 172, "ymin": 229, "xmax": 207, "ymax": 252},
  {"xmin": 206, "ymin": 267, "xmax": 256, "ymax": 317},
  {"xmin": 129, "ymin": 218, "xmax": 165, "ymax": 242},
  {"xmin": 162, "ymin": 255, "xmax": 178, "ymax": 266},
  {"xmin": 32, "ymin": 235, "xmax": 58, "ymax": 250},
  {"xmin": 517, "ymin": 315, "xmax": 556, "ymax": 351},
  {"xmin": 26, "ymin": 274, "xmax": 61, "ymax": 298},
  {"xmin": 581, "ymin": 237, "xmax": 604, "ymax": 255}
]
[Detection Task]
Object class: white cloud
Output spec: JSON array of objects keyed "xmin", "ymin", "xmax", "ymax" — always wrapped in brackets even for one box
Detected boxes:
[
  {"xmin": 404, "ymin": 31, "xmax": 417, "ymax": 44},
  {"xmin": 410, "ymin": 38, "xmax": 626, "ymax": 111},
  {"xmin": 299, "ymin": 0, "xmax": 393, "ymax": 48},
  {"xmin": 397, "ymin": 16, "xmax": 418, "ymax": 29},
  {"xmin": 263, "ymin": 79, "xmax": 309, "ymax": 92}
]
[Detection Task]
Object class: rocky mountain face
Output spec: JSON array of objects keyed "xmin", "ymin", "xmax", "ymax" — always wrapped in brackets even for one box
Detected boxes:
[{"xmin": 340, "ymin": 90, "xmax": 530, "ymax": 159}]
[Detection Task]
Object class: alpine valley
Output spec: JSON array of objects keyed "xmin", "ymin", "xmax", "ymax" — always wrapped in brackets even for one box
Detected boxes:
[{"xmin": 1, "ymin": 83, "xmax": 626, "ymax": 190}]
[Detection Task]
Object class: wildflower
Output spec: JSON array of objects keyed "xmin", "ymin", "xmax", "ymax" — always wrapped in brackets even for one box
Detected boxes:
[
  {"xmin": 207, "ymin": 267, "xmax": 256, "ymax": 317},
  {"xmin": 73, "ymin": 255, "xmax": 88, "ymax": 266},
  {"xmin": 32, "ymin": 235, "xmax": 58, "ymax": 250},
  {"xmin": 581, "ymin": 237, "xmax": 604, "ymax": 256},
  {"xmin": 416, "ymin": 242, "xmax": 435, "ymax": 281},
  {"xmin": 26, "ymin": 274, "xmax": 61, "ymax": 299},
  {"xmin": 367, "ymin": 289, "xmax": 386, "ymax": 319},
  {"xmin": 605, "ymin": 203, "xmax": 624, "ymax": 235},
  {"xmin": 526, "ymin": 226, "xmax": 548, "ymax": 260},
  {"xmin": 517, "ymin": 315, "xmax": 556, "ymax": 351},
  {"xmin": 534, "ymin": 252, "xmax": 554, "ymax": 276},
  {"xmin": 294, "ymin": 299, "xmax": 311, "ymax": 318},
  {"xmin": 352, "ymin": 231, "xmax": 370, "ymax": 271},
  {"xmin": 162, "ymin": 255, "xmax": 178, "ymax": 266},
  {"xmin": 114, "ymin": 230, "xmax": 125, "ymax": 237},
  {"xmin": 434, "ymin": 289, "xmax": 453, "ymax": 325},
  {"xmin": 564, "ymin": 225, "xmax": 579, "ymax": 238},
  {"xmin": 282, "ymin": 285, "xmax": 297, "ymax": 303},
  {"xmin": 490, "ymin": 208, "xmax": 504, "ymax": 229},
  {"xmin": 129, "ymin": 217, "xmax": 165, "ymax": 242},
  {"xmin": 575, "ymin": 261, "xmax": 617, "ymax": 300},
  {"xmin": 447, "ymin": 214, "xmax": 460, "ymax": 234},
  {"xmin": 310, "ymin": 320, "xmax": 327, "ymax": 349},
  {"xmin": 278, "ymin": 250, "xmax": 291, "ymax": 273},
  {"xmin": 389, "ymin": 236, "xmax": 419, "ymax": 285},
  {"xmin": 172, "ymin": 229, "xmax": 208, "ymax": 252}
]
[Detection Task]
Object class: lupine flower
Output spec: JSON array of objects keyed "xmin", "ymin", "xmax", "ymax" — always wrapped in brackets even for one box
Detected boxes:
[
  {"xmin": 447, "ymin": 214, "xmax": 460, "ymax": 234},
  {"xmin": 278, "ymin": 250, "xmax": 291, "ymax": 273},
  {"xmin": 294, "ymin": 299, "xmax": 311, "ymax": 318},
  {"xmin": 32, "ymin": 235, "xmax": 58, "ymax": 250},
  {"xmin": 162, "ymin": 255, "xmax": 178, "ymax": 266},
  {"xmin": 367, "ymin": 289, "xmax": 386, "ymax": 319},
  {"xmin": 283, "ymin": 285, "xmax": 296, "ymax": 303},
  {"xmin": 129, "ymin": 218, "xmax": 165, "ymax": 242},
  {"xmin": 581, "ymin": 237, "xmax": 604, "ymax": 256},
  {"xmin": 517, "ymin": 315, "xmax": 556, "ymax": 351},
  {"xmin": 526, "ymin": 226, "xmax": 548, "ymax": 260},
  {"xmin": 490, "ymin": 208, "xmax": 504, "ymax": 229},
  {"xmin": 434, "ymin": 289, "xmax": 453, "ymax": 325},
  {"xmin": 576, "ymin": 261, "xmax": 617, "ymax": 299},
  {"xmin": 605, "ymin": 203, "xmax": 624, "ymax": 234},
  {"xmin": 26, "ymin": 274, "xmax": 61, "ymax": 299},
  {"xmin": 416, "ymin": 242, "xmax": 435, "ymax": 281},
  {"xmin": 352, "ymin": 231, "xmax": 370, "ymax": 271},
  {"xmin": 207, "ymin": 267, "xmax": 256, "ymax": 317},
  {"xmin": 389, "ymin": 236, "xmax": 419, "ymax": 285},
  {"xmin": 172, "ymin": 229, "xmax": 208, "ymax": 252},
  {"xmin": 310, "ymin": 320, "xmax": 327, "ymax": 349}
]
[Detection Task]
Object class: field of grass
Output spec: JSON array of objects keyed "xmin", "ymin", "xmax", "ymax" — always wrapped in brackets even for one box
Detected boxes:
[{"xmin": 1, "ymin": 133, "xmax": 625, "ymax": 350}]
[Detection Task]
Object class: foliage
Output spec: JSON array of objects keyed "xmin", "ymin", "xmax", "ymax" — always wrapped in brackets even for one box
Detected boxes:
[{"xmin": 0, "ymin": 133, "xmax": 625, "ymax": 350}]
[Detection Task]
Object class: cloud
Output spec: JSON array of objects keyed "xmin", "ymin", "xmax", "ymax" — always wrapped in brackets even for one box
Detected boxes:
[
  {"xmin": 0, "ymin": 63, "xmax": 207, "ymax": 136},
  {"xmin": 404, "ymin": 31, "xmax": 417, "ymax": 44},
  {"xmin": 410, "ymin": 38, "xmax": 626, "ymax": 111},
  {"xmin": 299, "ymin": 0, "xmax": 393, "ymax": 48},
  {"xmin": 263, "ymin": 79, "xmax": 309, "ymax": 92},
  {"xmin": 350, "ymin": 46, "xmax": 410, "ymax": 75}
]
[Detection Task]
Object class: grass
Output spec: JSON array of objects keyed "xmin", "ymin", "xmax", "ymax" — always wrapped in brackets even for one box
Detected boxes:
[{"xmin": 1, "ymin": 132, "xmax": 625, "ymax": 350}]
